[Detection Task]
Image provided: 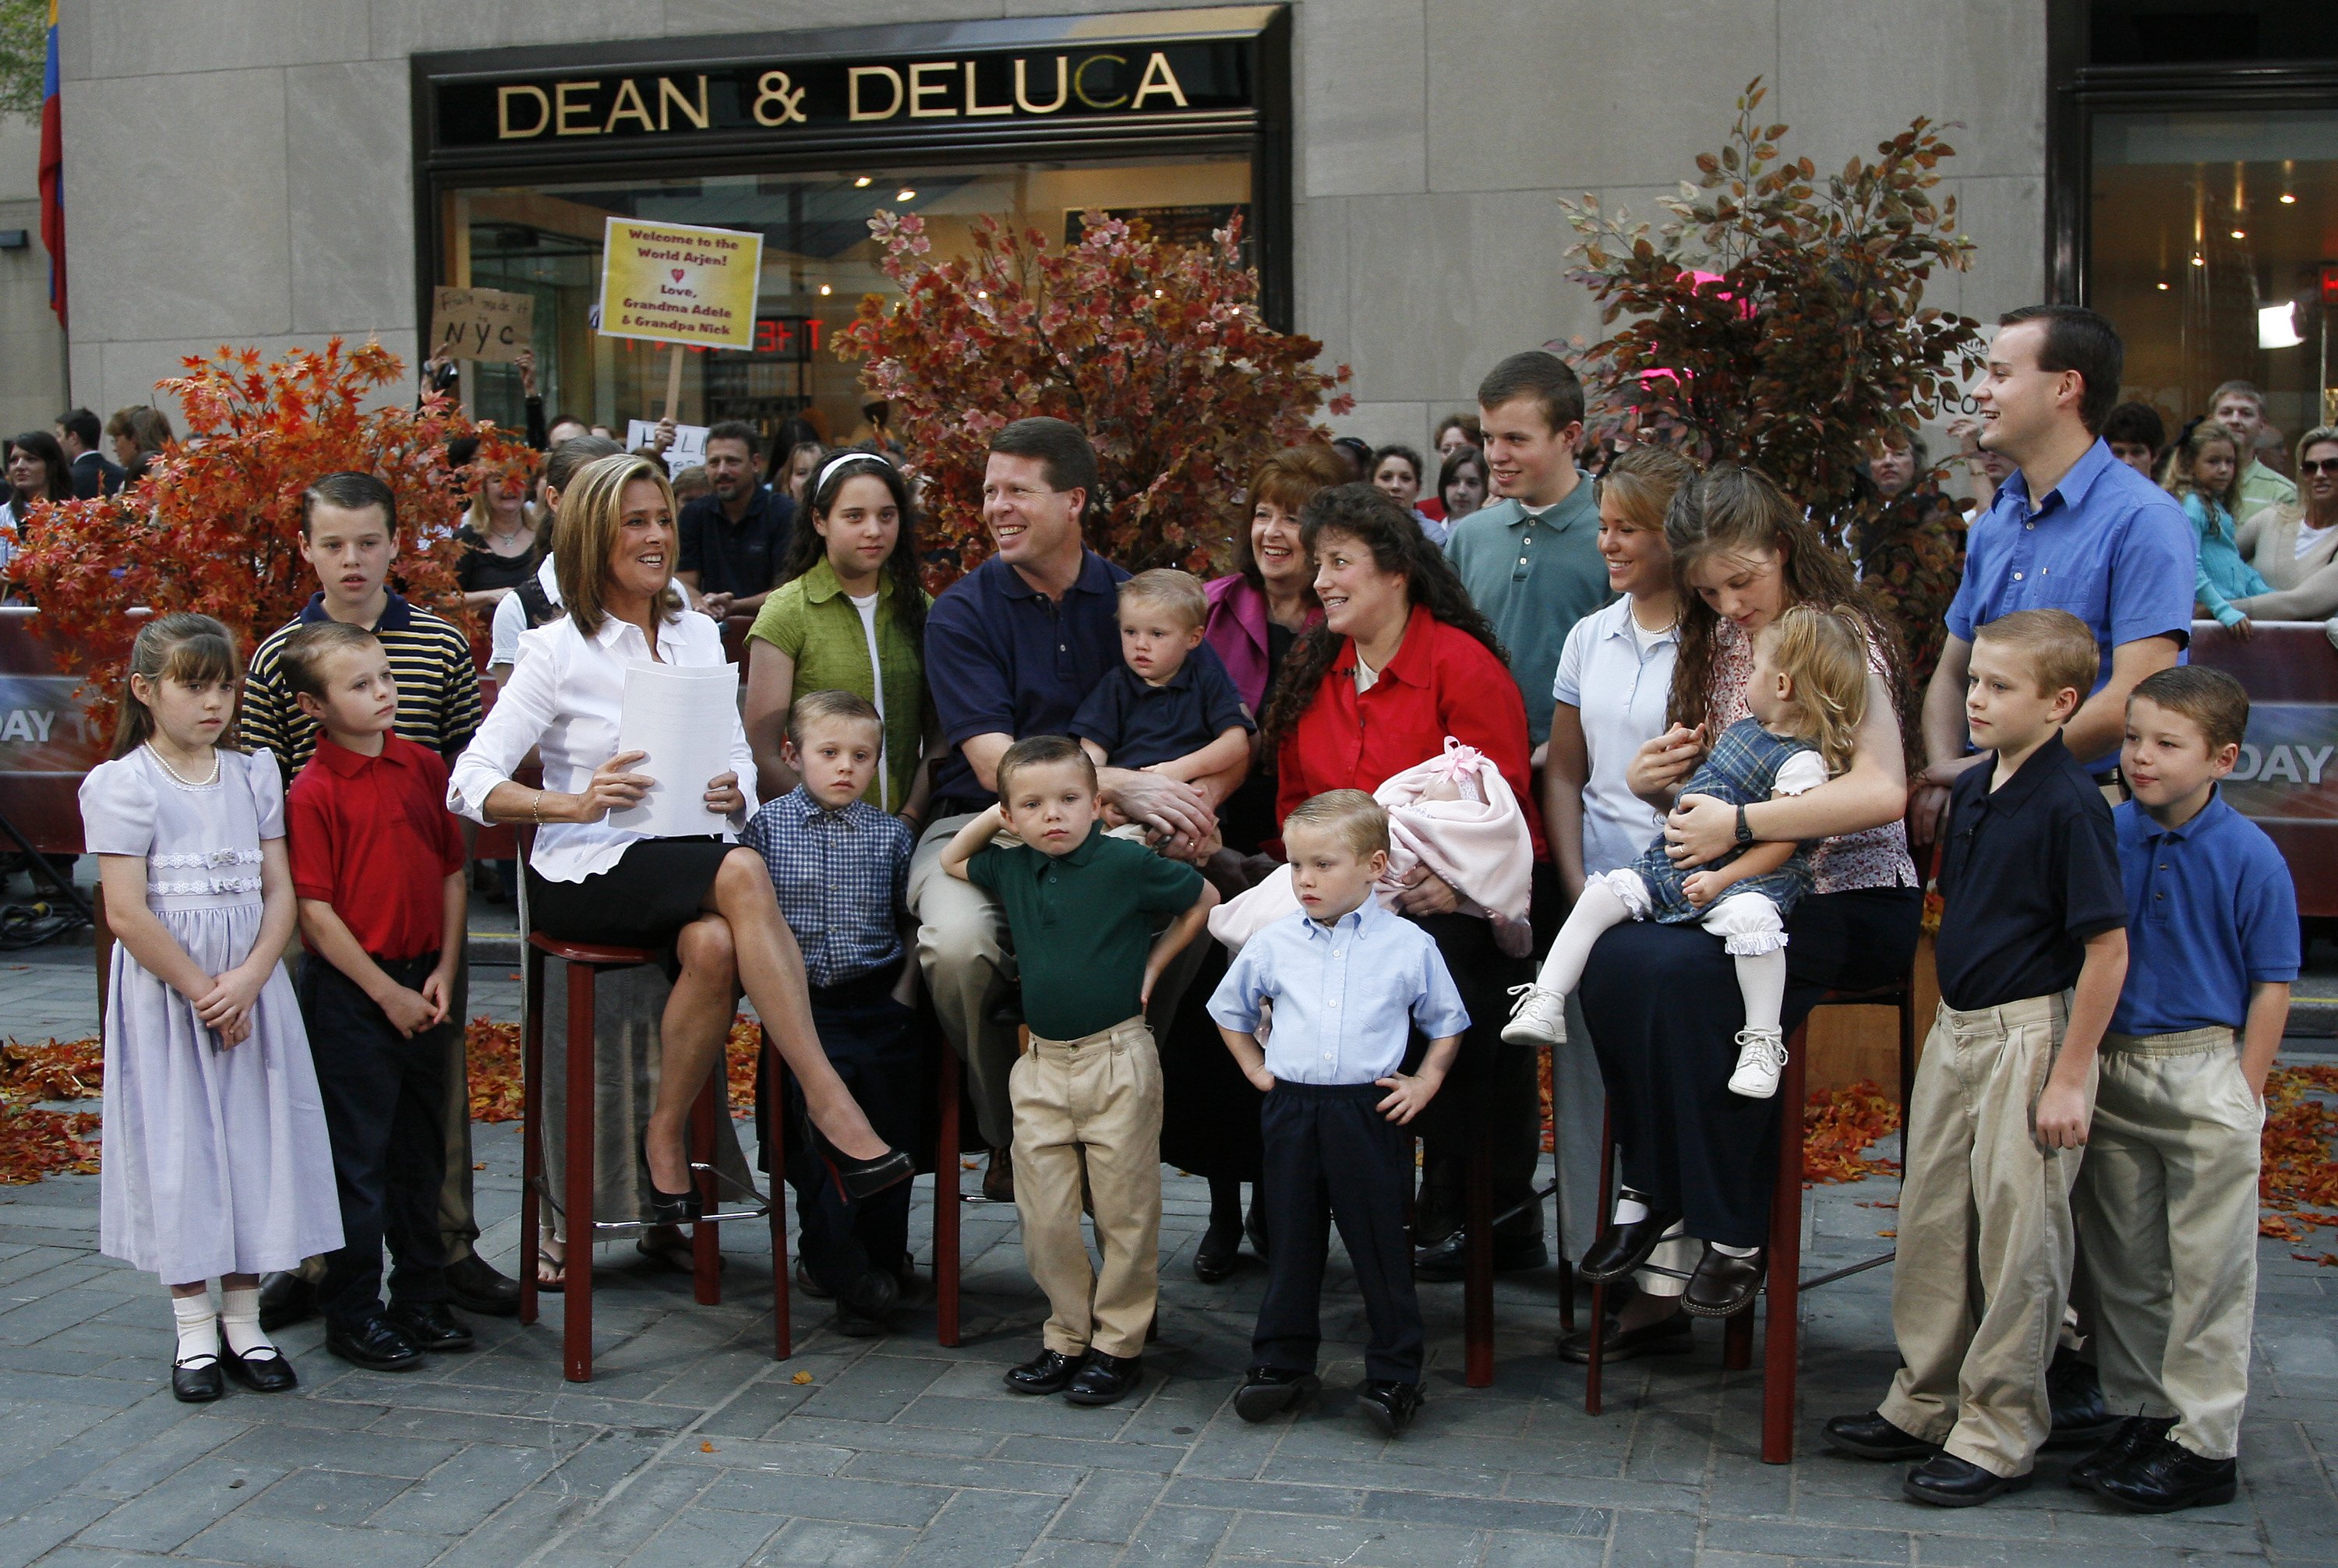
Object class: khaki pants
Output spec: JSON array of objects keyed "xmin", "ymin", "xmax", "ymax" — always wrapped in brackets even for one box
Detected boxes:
[
  {"xmin": 1012, "ymin": 1016, "xmax": 1162, "ymax": 1360},
  {"xmin": 2072, "ymin": 1026, "xmax": 2262, "ymax": 1460},
  {"xmin": 1881, "ymin": 991, "xmax": 2093, "ymax": 1477}
]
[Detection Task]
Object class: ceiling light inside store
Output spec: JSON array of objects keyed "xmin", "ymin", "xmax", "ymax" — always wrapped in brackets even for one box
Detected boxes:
[
  {"xmin": 819, "ymin": 284, "xmax": 832, "ymax": 296},
  {"xmin": 2281, "ymin": 192, "xmax": 2297, "ymax": 204},
  {"xmin": 896, "ymin": 189, "xmax": 916, "ymax": 202},
  {"xmin": 2157, "ymin": 281, "xmax": 2170, "ymax": 291},
  {"xmin": 2191, "ymin": 254, "xmax": 2206, "ymax": 267},
  {"xmin": 2259, "ymin": 302, "xmax": 2304, "ymax": 349},
  {"xmin": 2231, "ymin": 228, "xmax": 2247, "ymax": 240},
  {"xmin": 854, "ymin": 175, "xmax": 872, "ymax": 187}
]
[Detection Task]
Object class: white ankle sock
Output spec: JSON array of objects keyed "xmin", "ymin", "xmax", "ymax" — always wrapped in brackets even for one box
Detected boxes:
[
  {"xmin": 218, "ymin": 1286, "xmax": 279, "ymax": 1359},
  {"xmin": 171, "ymin": 1294, "xmax": 219, "ymax": 1365},
  {"xmin": 1613, "ymin": 1195, "xmax": 1651, "ymax": 1226},
  {"xmin": 1712, "ymin": 1242, "xmax": 1757, "ymax": 1259}
]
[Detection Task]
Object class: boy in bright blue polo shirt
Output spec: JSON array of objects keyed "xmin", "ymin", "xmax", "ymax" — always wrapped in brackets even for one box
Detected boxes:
[{"xmin": 2070, "ymin": 667, "xmax": 2296, "ymax": 1515}]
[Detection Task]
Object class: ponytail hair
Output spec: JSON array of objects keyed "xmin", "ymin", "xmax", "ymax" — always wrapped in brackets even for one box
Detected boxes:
[{"xmin": 112, "ymin": 613, "xmax": 242, "ymax": 760}]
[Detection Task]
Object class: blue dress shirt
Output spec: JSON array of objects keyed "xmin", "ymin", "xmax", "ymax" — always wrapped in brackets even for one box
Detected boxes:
[
  {"xmin": 2108, "ymin": 792, "xmax": 2299, "ymax": 1037},
  {"xmin": 741, "ymin": 786, "xmax": 913, "ymax": 987},
  {"xmin": 1206, "ymin": 898, "xmax": 1471, "ymax": 1086}
]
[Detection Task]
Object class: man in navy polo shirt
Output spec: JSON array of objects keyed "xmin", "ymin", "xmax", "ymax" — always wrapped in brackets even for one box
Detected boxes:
[
  {"xmin": 1913, "ymin": 305, "xmax": 2196, "ymax": 842},
  {"xmin": 912, "ymin": 418, "xmax": 1246, "ymax": 1192}
]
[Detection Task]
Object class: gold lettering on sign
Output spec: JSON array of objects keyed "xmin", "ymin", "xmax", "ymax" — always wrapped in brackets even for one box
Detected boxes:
[
  {"xmin": 1015, "ymin": 55, "xmax": 1068, "ymax": 114},
  {"xmin": 965, "ymin": 60, "xmax": 1012, "ymax": 116},
  {"xmin": 1073, "ymin": 53, "xmax": 1128, "ymax": 110},
  {"xmin": 849, "ymin": 65, "xmax": 904, "ymax": 122},
  {"xmin": 555, "ymin": 79, "xmax": 600, "ymax": 135},
  {"xmin": 496, "ymin": 83, "xmax": 550, "ymax": 138},
  {"xmin": 659, "ymin": 75, "xmax": 709, "ymax": 131},
  {"xmin": 754, "ymin": 71, "xmax": 807, "ymax": 125},
  {"xmin": 908, "ymin": 61, "xmax": 956, "ymax": 118},
  {"xmin": 603, "ymin": 78, "xmax": 654, "ymax": 133},
  {"xmin": 1131, "ymin": 51, "xmax": 1188, "ymax": 108}
]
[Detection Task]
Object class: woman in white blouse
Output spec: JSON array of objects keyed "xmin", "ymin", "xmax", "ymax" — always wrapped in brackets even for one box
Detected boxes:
[{"xmin": 450, "ymin": 454, "xmax": 908, "ymax": 1227}]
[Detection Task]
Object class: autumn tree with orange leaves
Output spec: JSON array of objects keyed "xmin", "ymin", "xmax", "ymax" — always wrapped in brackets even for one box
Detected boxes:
[
  {"xmin": 9, "ymin": 340, "xmax": 527, "ymax": 726},
  {"xmin": 841, "ymin": 209, "xmax": 1352, "ymax": 585}
]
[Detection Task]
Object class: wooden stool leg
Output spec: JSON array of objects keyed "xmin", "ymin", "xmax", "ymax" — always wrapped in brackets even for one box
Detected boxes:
[
  {"xmin": 563, "ymin": 960, "xmax": 598, "ymax": 1383},
  {"xmin": 1464, "ymin": 1127, "xmax": 1495, "ymax": 1389},
  {"xmin": 519, "ymin": 947, "xmax": 546, "ymax": 1328},
  {"xmin": 1585, "ymin": 1108, "xmax": 1614, "ymax": 1416},
  {"xmin": 935, "ymin": 1042, "xmax": 962, "ymax": 1349},
  {"xmin": 1761, "ymin": 1033, "xmax": 1810, "ymax": 1464},
  {"xmin": 763, "ymin": 1030, "xmax": 791, "ymax": 1361},
  {"xmin": 691, "ymin": 1075, "xmax": 721, "ymax": 1307},
  {"xmin": 1723, "ymin": 1302, "xmax": 1754, "ymax": 1369}
]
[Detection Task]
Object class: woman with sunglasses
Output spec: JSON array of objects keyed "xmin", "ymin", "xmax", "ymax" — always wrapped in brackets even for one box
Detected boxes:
[{"xmin": 2231, "ymin": 425, "xmax": 2338, "ymax": 623}]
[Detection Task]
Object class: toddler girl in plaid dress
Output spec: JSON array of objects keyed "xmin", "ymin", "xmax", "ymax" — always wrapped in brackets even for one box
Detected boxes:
[{"xmin": 1504, "ymin": 606, "xmax": 1870, "ymax": 1098}]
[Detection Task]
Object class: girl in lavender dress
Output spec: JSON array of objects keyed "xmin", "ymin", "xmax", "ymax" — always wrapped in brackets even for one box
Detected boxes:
[{"xmin": 80, "ymin": 614, "xmax": 341, "ymax": 1403}]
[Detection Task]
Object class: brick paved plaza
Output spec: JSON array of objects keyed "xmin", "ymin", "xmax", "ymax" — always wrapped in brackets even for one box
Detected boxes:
[{"xmin": 1, "ymin": 946, "xmax": 2333, "ymax": 1568}]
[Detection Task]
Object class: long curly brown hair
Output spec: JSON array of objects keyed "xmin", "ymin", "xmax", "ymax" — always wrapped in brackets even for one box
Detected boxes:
[
  {"xmin": 1664, "ymin": 464, "xmax": 1899, "ymax": 733},
  {"xmin": 1259, "ymin": 483, "xmax": 1508, "ymax": 754}
]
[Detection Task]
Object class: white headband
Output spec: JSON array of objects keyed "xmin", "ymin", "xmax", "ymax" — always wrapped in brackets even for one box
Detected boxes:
[{"xmin": 814, "ymin": 451, "xmax": 887, "ymax": 497}]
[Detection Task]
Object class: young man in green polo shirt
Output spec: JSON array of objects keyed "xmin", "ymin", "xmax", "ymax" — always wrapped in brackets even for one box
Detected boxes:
[{"xmin": 941, "ymin": 735, "xmax": 1217, "ymax": 1409}]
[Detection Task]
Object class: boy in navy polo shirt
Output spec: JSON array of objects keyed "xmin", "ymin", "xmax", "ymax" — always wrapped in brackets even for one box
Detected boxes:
[
  {"xmin": 1825, "ymin": 609, "xmax": 2128, "ymax": 1506},
  {"xmin": 941, "ymin": 736, "xmax": 1217, "ymax": 1409},
  {"xmin": 282, "ymin": 623, "xmax": 471, "ymax": 1372},
  {"xmin": 2069, "ymin": 667, "xmax": 2296, "ymax": 1513},
  {"xmin": 1070, "ymin": 570, "xmax": 1255, "ymax": 832}
]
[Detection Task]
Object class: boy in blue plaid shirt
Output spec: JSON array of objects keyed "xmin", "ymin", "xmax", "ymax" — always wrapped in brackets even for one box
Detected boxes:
[{"xmin": 742, "ymin": 690, "xmax": 922, "ymax": 1336}]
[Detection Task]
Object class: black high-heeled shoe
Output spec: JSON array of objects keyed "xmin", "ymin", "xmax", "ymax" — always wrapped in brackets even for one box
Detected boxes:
[
  {"xmin": 811, "ymin": 1126, "xmax": 914, "ymax": 1202},
  {"xmin": 639, "ymin": 1128, "xmax": 702, "ymax": 1225}
]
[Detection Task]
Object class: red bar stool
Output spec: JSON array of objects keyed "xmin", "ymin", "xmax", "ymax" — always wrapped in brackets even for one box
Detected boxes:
[
  {"xmin": 1452, "ymin": 1065, "xmax": 1579, "ymax": 1388},
  {"xmin": 1581, "ymin": 973, "xmax": 1917, "ymax": 1461}
]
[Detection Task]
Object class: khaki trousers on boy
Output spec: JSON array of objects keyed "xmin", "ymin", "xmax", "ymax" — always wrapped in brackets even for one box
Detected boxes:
[
  {"xmin": 1012, "ymin": 1016, "xmax": 1163, "ymax": 1361},
  {"xmin": 2071, "ymin": 1027, "xmax": 2262, "ymax": 1461},
  {"xmin": 1880, "ymin": 991, "xmax": 2093, "ymax": 1478}
]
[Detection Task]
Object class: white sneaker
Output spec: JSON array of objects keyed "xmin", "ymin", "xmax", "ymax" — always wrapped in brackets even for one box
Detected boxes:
[
  {"xmin": 1727, "ymin": 1028, "xmax": 1789, "ymax": 1098},
  {"xmin": 1501, "ymin": 984, "xmax": 1567, "ymax": 1047}
]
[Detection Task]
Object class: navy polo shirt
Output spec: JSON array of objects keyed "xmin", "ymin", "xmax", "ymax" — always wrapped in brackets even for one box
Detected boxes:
[
  {"xmin": 1068, "ymin": 640, "xmax": 1253, "ymax": 769},
  {"xmin": 678, "ymin": 486, "xmax": 793, "ymax": 600},
  {"xmin": 1934, "ymin": 731, "xmax": 2126, "ymax": 1012},
  {"xmin": 925, "ymin": 549, "xmax": 1130, "ymax": 812},
  {"xmin": 2109, "ymin": 792, "xmax": 2299, "ymax": 1036}
]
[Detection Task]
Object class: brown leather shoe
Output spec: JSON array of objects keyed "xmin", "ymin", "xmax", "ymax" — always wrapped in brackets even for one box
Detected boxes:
[
  {"xmin": 1681, "ymin": 1244, "xmax": 1765, "ymax": 1318},
  {"xmin": 982, "ymin": 1149, "xmax": 1015, "ymax": 1203}
]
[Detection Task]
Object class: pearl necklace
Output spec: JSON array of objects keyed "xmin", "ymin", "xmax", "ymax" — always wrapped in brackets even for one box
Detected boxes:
[{"xmin": 147, "ymin": 743, "xmax": 221, "ymax": 788}]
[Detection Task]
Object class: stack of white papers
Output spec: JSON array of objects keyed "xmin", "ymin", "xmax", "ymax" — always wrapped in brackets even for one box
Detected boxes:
[{"xmin": 609, "ymin": 660, "xmax": 739, "ymax": 839}]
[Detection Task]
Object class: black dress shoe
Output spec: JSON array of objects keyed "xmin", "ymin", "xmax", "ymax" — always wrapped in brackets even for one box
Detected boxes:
[
  {"xmin": 2043, "ymin": 1346, "xmax": 2118, "ymax": 1449},
  {"xmin": 793, "ymin": 1257, "xmax": 835, "ymax": 1301},
  {"xmin": 1682, "ymin": 1245, "xmax": 1764, "ymax": 1318},
  {"xmin": 1193, "ymin": 1220, "xmax": 1241, "ymax": 1284},
  {"xmin": 813, "ymin": 1128, "xmax": 915, "ymax": 1202},
  {"xmin": 1902, "ymin": 1453, "xmax": 2031, "ymax": 1507},
  {"xmin": 2096, "ymin": 1436, "xmax": 2239, "ymax": 1513},
  {"xmin": 1064, "ymin": 1352, "xmax": 1143, "ymax": 1407},
  {"xmin": 981, "ymin": 1150, "xmax": 1015, "ymax": 1203},
  {"xmin": 171, "ymin": 1354, "xmax": 225, "ymax": 1403},
  {"xmin": 640, "ymin": 1128, "xmax": 703, "ymax": 1225},
  {"xmin": 221, "ymin": 1346, "xmax": 298, "ymax": 1393},
  {"xmin": 1822, "ymin": 1410, "xmax": 1938, "ymax": 1461},
  {"xmin": 1556, "ymin": 1308, "xmax": 1693, "ymax": 1365},
  {"xmin": 1233, "ymin": 1366, "xmax": 1319, "ymax": 1422},
  {"xmin": 1413, "ymin": 1231, "xmax": 1550, "ymax": 1283},
  {"xmin": 256, "ymin": 1270, "xmax": 316, "ymax": 1332},
  {"xmin": 1577, "ymin": 1205, "xmax": 1684, "ymax": 1284},
  {"xmin": 326, "ymin": 1313, "xmax": 424, "ymax": 1372},
  {"xmin": 837, "ymin": 1267, "xmax": 899, "ymax": 1332},
  {"xmin": 1004, "ymin": 1347, "xmax": 1086, "ymax": 1396},
  {"xmin": 387, "ymin": 1301, "xmax": 475, "ymax": 1353},
  {"xmin": 443, "ymin": 1254, "xmax": 521, "ymax": 1318},
  {"xmin": 1355, "ymin": 1379, "xmax": 1424, "ymax": 1436},
  {"xmin": 2068, "ymin": 1414, "xmax": 2175, "ymax": 1492}
]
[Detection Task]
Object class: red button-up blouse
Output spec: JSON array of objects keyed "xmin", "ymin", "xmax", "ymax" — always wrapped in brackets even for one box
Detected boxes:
[{"xmin": 1275, "ymin": 603, "xmax": 1547, "ymax": 859}]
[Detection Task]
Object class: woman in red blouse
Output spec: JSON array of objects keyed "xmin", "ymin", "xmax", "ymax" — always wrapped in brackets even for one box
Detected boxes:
[{"xmin": 1260, "ymin": 482, "xmax": 1543, "ymax": 1264}]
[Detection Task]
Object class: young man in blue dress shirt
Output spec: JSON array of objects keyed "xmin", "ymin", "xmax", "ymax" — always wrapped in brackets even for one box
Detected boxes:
[{"xmin": 1208, "ymin": 790, "xmax": 1470, "ymax": 1437}]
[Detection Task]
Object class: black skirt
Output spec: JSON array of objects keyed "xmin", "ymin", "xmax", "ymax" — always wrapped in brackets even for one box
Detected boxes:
[{"xmin": 526, "ymin": 836, "xmax": 734, "ymax": 950}]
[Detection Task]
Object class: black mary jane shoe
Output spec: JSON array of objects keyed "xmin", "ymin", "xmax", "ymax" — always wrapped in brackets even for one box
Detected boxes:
[
  {"xmin": 1577, "ymin": 1201, "xmax": 1684, "ymax": 1284},
  {"xmin": 221, "ymin": 1345, "xmax": 298, "ymax": 1394},
  {"xmin": 1556, "ymin": 1308, "xmax": 1693, "ymax": 1365},
  {"xmin": 1821, "ymin": 1409, "xmax": 1938, "ymax": 1461},
  {"xmin": 1902, "ymin": 1453, "xmax": 2031, "ymax": 1507},
  {"xmin": 2068, "ymin": 1414, "xmax": 2176, "ymax": 1493},
  {"xmin": 811, "ymin": 1128, "xmax": 915, "ymax": 1203},
  {"xmin": 171, "ymin": 1354, "xmax": 225, "ymax": 1404},
  {"xmin": 1681, "ymin": 1244, "xmax": 1765, "ymax": 1319},
  {"xmin": 387, "ymin": 1301, "xmax": 476, "ymax": 1354},
  {"xmin": 1004, "ymin": 1347, "xmax": 1087, "ymax": 1397},
  {"xmin": 2043, "ymin": 1345, "xmax": 2119, "ymax": 1450},
  {"xmin": 1354, "ymin": 1379, "xmax": 1424, "ymax": 1437},
  {"xmin": 2095, "ymin": 1436, "xmax": 2239, "ymax": 1513},
  {"xmin": 1193, "ymin": 1220, "xmax": 1241, "ymax": 1284},
  {"xmin": 1233, "ymin": 1366, "xmax": 1319, "ymax": 1422},
  {"xmin": 639, "ymin": 1128, "xmax": 703, "ymax": 1226},
  {"xmin": 1064, "ymin": 1351, "xmax": 1143, "ymax": 1407}
]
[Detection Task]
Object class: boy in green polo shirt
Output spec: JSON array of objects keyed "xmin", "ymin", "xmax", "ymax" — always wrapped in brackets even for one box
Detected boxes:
[{"xmin": 941, "ymin": 735, "xmax": 1217, "ymax": 1408}]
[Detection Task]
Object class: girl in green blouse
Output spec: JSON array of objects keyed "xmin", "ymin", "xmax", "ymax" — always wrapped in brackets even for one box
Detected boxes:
[{"xmin": 744, "ymin": 452, "xmax": 933, "ymax": 821}]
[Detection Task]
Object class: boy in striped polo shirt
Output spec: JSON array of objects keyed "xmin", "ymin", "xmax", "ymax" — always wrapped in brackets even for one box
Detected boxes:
[{"xmin": 241, "ymin": 471, "xmax": 511, "ymax": 1325}]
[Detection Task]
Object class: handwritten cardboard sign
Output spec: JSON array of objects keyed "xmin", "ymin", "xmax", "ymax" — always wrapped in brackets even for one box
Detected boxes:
[
  {"xmin": 626, "ymin": 420, "xmax": 710, "ymax": 475},
  {"xmin": 598, "ymin": 218, "xmax": 763, "ymax": 350},
  {"xmin": 429, "ymin": 286, "xmax": 536, "ymax": 364}
]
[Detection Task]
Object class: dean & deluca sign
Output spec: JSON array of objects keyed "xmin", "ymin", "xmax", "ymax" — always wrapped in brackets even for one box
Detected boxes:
[{"xmin": 433, "ymin": 38, "xmax": 1255, "ymax": 150}]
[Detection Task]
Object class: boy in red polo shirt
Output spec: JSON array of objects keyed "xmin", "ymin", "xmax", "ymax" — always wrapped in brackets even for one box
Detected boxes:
[{"xmin": 281, "ymin": 622, "xmax": 471, "ymax": 1372}]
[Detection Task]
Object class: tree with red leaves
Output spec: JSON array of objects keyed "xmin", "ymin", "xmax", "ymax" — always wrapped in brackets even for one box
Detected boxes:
[{"xmin": 840, "ymin": 209, "xmax": 1352, "ymax": 585}]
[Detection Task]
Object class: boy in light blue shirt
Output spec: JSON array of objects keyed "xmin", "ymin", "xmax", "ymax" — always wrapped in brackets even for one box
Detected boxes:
[{"xmin": 1207, "ymin": 789, "xmax": 1468, "ymax": 1437}]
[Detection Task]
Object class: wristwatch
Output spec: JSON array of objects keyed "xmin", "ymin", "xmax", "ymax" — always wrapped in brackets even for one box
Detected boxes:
[{"xmin": 1734, "ymin": 803, "xmax": 1754, "ymax": 846}]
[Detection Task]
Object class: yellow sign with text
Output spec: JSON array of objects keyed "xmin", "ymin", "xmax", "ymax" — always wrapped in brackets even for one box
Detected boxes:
[{"xmin": 597, "ymin": 217, "xmax": 763, "ymax": 349}]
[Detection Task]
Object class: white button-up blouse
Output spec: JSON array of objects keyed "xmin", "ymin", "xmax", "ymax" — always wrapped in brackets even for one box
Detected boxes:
[{"xmin": 447, "ymin": 606, "xmax": 755, "ymax": 883}]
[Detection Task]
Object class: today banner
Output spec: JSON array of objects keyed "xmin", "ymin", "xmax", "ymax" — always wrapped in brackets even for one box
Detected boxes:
[{"xmin": 598, "ymin": 217, "xmax": 763, "ymax": 350}]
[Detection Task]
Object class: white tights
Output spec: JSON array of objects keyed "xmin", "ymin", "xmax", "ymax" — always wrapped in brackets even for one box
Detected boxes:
[{"xmin": 1535, "ymin": 871, "xmax": 1789, "ymax": 1037}]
